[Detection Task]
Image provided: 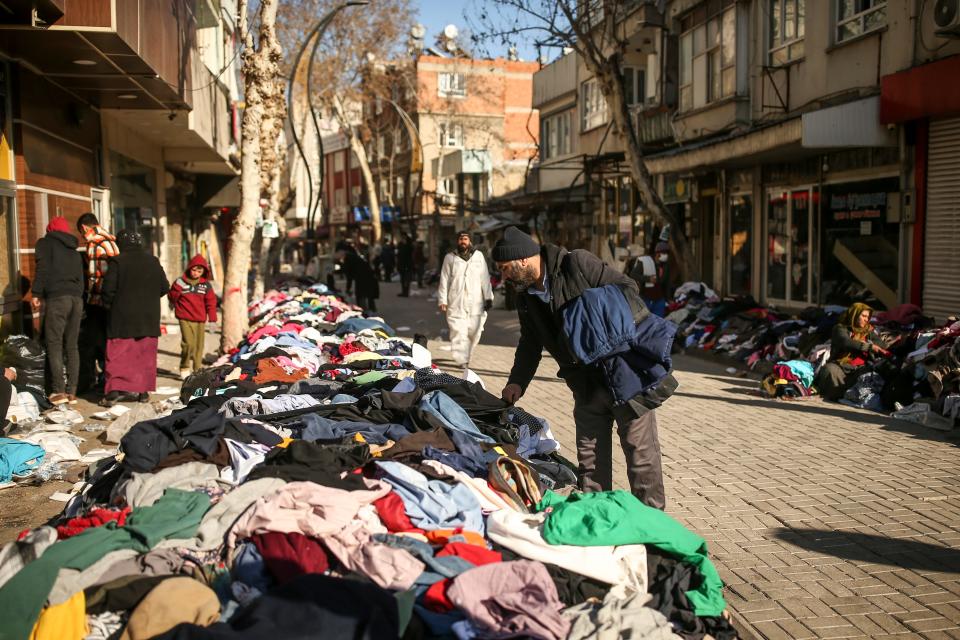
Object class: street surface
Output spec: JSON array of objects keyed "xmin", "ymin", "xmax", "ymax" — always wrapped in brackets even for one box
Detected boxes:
[{"xmin": 2, "ymin": 279, "xmax": 959, "ymax": 639}]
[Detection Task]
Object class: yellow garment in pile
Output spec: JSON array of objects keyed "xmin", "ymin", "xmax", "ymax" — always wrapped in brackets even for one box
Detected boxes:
[{"xmin": 30, "ymin": 591, "xmax": 87, "ymax": 640}]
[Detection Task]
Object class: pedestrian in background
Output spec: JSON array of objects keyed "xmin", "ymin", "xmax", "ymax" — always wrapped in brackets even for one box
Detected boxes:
[
  {"xmin": 397, "ymin": 234, "xmax": 414, "ymax": 297},
  {"xmin": 168, "ymin": 254, "xmax": 218, "ymax": 379},
  {"xmin": 413, "ymin": 239, "xmax": 426, "ymax": 288},
  {"xmin": 99, "ymin": 229, "xmax": 168, "ymax": 406},
  {"xmin": 31, "ymin": 216, "xmax": 84, "ymax": 404},
  {"xmin": 438, "ymin": 230, "xmax": 493, "ymax": 373},
  {"xmin": 493, "ymin": 226, "xmax": 671, "ymax": 509},
  {"xmin": 335, "ymin": 243, "xmax": 379, "ymax": 312},
  {"xmin": 380, "ymin": 240, "xmax": 395, "ymax": 282},
  {"xmin": 76, "ymin": 213, "xmax": 119, "ymax": 392}
]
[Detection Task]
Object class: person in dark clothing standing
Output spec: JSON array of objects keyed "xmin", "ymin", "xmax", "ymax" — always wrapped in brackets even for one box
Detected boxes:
[
  {"xmin": 32, "ymin": 216, "xmax": 85, "ymax": 405},
  {"xmin": 76, "ymin": 212, "xmax": 119, "ymax": 392},
  {"xmin": 99, "ymin": 229, "xmax": 169, "ymax": 406},
  {"xmin": 492, "ymin": 226, "xmax": 667, "ymax": 509},
  {"xmin": 380, "ymin": 241, "xmax": 395, "ymax": 283},
  {"xmin": 335, "ymin": 244, "xmax": 379, "ymax": 312},
  {"xmin": 413, "ymin": 240, "xmax": 427, "ymax": 288},
  {"xmin": 396, "ymin": 234, "xmax": 414, "ymax": 297}
]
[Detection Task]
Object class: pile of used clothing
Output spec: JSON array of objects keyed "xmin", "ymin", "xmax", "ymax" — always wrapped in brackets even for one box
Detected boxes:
[
  {"xmin": 668, "ymin": 283, "xmax": 960, "ymax": 426},
  {"xmin": 0, "ymin": 280, "xmax": 736, "ymax": 640}
]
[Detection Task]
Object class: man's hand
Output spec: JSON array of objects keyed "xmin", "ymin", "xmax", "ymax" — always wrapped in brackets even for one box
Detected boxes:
[
  {"xmin": 483, "ymin": 299, "xmax": 493, "ymax": 312},
  {"xmin": 30, "ymin": 297, "xmax": 41, "ymax": 312},
  {"xmin": 3, "ymin": 367, "xmax": 16, "ymax": 382},
  {"xmin": 439, "ymin": 303, "xmax": 447, "ymax": 313},
  {"xmin": 501, "ymin": 383, "xmax": 523, "ymax": 404}
]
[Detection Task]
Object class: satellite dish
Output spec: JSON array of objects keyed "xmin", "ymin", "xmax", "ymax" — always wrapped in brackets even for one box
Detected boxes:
[
  {"xmin": 443, "ymin": 24, "xmax": 459, "ymax": 39},
  {"xmin": 411, "ymin": 23, "xmax": 426, "ymax": 39},
  {"xmin": 445, "ymin": 39, "xmax": 458, "ymax": 52}
]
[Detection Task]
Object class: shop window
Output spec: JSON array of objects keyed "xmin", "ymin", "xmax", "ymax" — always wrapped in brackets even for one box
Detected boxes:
[
  {"xmin": 765, "ymin": 187, "xmax": 815, "ymax": 303},
  {"xmin": 679, "ymin": 0, "xmax": 737, "ymax": 112},
  {"xmin": 438, "ymin": 72, "xmax": 466, "ymax": 98},
  {"xmin": 728, "ymin": 194, "xmax": 752, "ymax": 296},
  {"xmin": 581, "ymin": 78, "xmax": 608, "ymax": 131},
  {"xmin": 769, "ymin": 0, "xmax": 805, "ymax": 65},
  {"xmin": 836, "ymin": 0, "xmax": 886, "ymax": 43}
]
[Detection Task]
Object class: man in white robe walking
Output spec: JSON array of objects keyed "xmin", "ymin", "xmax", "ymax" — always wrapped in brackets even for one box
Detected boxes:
[{"xmin": 438, "ymin": 231, "xmax": 493, "ymax": 372}]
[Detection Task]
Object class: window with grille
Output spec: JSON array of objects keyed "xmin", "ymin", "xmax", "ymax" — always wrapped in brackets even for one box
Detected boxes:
[{"xmin": 438, "ymin": 72, "xmax": 466, "ymax": 98}]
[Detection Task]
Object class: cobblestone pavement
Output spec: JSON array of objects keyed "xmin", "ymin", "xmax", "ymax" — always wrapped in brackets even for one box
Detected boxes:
[{"xmin": 382, "ymin": 280, "xmax": 960, "ymax": 640}]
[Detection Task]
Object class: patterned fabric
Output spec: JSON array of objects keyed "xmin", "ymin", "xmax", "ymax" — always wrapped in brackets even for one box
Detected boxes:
[{"xmin": 83, "ymin": 225, "xmax": 119, "ymax": 306}]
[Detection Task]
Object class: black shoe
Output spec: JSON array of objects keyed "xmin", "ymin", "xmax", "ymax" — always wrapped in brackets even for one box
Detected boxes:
[
  {"xmin": 98, "ymin": 391, "xmax": 121, "ymax": 407},
  {"xmin": 138, "ymin": 392, "xmax": 150, "ymax": 403}
]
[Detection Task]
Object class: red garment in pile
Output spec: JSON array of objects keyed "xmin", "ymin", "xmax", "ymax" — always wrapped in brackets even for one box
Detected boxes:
[
  {"xmin": 253, "ymin": 358, "xmax": 310, "ymax": 384},
  {"xmin": 423, "ymin": 543, "xmax": 502, "ymax": 612},
  {"xmin": 56, "ymin": 506, "xmax": 132, "ymax": 539},
  {"xmin": 373, "ymin": 492, "xmax": 424, "ymax": 534},
  {"xmin": 338, "ymin": 340, "xmax": 368, "ymax": 358},
  {"xmin": 251, "ymin": 531, "xmax": 330, "ymax": 584},
  {"xmin": 247, "ymin": 325, "xmax": 280, "ymax": 344},
  {"xmin": 279, "ymin": 322, "xmax": 304, "ymax": 334}
]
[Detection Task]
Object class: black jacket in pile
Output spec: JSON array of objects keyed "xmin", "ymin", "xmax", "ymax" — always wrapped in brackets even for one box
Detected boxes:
[
  {"xmin": 507, "ymin": 244, "xmax": 655, "ymax": 397},
  {"xmin": 101, "ymin": 246, "xmax": 170, "ymax": 339},
  {"xmin": 33, "ymin": 231, "xmax": 84, "ymax": 300}
]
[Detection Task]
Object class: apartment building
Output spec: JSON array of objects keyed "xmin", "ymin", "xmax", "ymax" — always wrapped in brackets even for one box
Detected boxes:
[
  {"xmin": 0, "ymin": 0, "xmax": 240, "ymax": 332},
  {"xmin": 360, "ymin": 54, "xmax": 539, "ymax": 255},
  {"xmin": 529, "ymin": 0, "xmax": 960, "ymax": 318}
]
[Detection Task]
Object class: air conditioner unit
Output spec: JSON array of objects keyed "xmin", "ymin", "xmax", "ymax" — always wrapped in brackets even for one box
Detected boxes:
[{"xmin": 934, "ymin": 0, "xmax": 960, "ymax": 38}]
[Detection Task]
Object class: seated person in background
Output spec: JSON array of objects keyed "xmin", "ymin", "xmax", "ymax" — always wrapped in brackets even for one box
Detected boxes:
[{"xmin": 816, "ymin": 302, "xmax": 888, "ymax": 400}]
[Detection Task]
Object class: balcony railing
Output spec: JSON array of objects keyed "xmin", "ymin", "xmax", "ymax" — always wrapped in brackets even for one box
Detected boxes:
[{"xmin": 634, "ymin": 107, "xmax": 674, "ymax": 147}]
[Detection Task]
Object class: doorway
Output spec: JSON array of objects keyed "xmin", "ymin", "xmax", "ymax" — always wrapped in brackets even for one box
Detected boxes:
[{"xmin": 765, "ymin": 186, "xmax": 816, "ymax": 305}]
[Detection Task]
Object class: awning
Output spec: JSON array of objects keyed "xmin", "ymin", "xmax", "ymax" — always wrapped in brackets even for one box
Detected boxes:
[
  {"xmin": 880, "ymin": 54, "xmax": 960, "ymax": 124},
  {"xmin": 802, "ymin": 96, "xmax": 896, "ymax": 148},
  {"xmin": 204, "ymin": 177, "xmax": 240, "ymax": 208}
]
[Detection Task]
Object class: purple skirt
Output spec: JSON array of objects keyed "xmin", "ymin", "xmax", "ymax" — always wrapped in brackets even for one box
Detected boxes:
[{"xmin": 105, "ymin": 337, "xmax": 158, "ymax": 394}]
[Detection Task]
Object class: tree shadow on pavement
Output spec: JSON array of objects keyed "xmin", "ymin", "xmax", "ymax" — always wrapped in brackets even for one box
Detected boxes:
[{"xmin": 771, "ymin": 527, "xmax": 960, "ymax": 574}]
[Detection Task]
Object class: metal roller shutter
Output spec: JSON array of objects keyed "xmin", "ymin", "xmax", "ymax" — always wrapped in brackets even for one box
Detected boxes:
[{"xmin": 924, "ymin": 117, "xmax": 960, "ymax": 322}]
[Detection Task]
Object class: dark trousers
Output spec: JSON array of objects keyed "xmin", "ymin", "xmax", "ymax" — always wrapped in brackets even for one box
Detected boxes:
[
  {"xmin": 43, "ymin": 295, "xmax": 82, "ymax": 395},
  {"xmin": 416, "ymin": 265, "xmax": 425, "ymax": 287},
  {"xmin": 78, "ymin": 303, "xmax": 108, "ymax": 393},
  {"xmin": 572, "ymin": 384, "xmax": 665, "ymax": 509},
  {"xmin": 399, "ymin": 269, "xmax": 412, "ymax": 296},
  {"xmin": 356, "ymin": 295, "xmax": 378, "ymax": 313},
  {"xmin": 0, "ymin": 376, "xmax": 11, "ymax": 424}
]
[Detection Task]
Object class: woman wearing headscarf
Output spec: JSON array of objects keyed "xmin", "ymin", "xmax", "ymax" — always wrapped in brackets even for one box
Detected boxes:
[
  {"xmin": 815, "ymin": 302, "xmax": 886, "ymax": 400},
  {"xmin": 99, "ymin": 229, "xmax": 169, "ymax": 406}
]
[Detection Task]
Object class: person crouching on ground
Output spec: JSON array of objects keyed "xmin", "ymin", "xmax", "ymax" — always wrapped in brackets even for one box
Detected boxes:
[
  {"xmin": 815, "ymin": 302, "xmax": 888, "ymax": 401},
  {"xmin": 99, "ymin": 229, "xmax": 169, "ymax": 406},
  {"xmin": 168, "ymin": 255, "xmax": 217, "ymax": 379}
]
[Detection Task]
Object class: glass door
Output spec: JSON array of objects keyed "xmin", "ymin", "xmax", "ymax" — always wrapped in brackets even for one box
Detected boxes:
[
  {"xmin": 766, "ymin": 186, "xmax": 814, "ymax": 304},
  {"xmin": 728, "ymin": 194, "xmax": 752, "ymax": 296}
]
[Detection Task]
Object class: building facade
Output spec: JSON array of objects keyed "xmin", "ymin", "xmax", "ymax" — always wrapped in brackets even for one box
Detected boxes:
[
  {"xmin": 0, "ymin": 0, "xmax": 240, "ymax": 333},
  {"xmin": 528, "ymin": 0, "xmax": 960, "ymax": 319}
]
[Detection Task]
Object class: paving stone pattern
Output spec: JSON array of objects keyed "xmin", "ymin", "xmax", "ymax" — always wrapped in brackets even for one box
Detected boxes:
[{"xmin": 381, "ymin": 281, "xmax": 960, "ymax": 640}]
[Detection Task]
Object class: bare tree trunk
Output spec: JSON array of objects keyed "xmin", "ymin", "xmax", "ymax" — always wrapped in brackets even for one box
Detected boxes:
[
  {"xmin": 593, "ymin": 57, "xmax": 698, "ymax": 281},
  {"xmin": 221, "ymin": 0, "xmax": 280, "ymax": 352},
  {"xmin": 333, "ymin": 95, "xmax": 381, "ymax": 243}
]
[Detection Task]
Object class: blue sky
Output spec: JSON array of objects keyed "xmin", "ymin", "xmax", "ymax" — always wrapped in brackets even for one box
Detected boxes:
[{"xmin": 415, "ymin": 0, "xmax": 542, "ymax": 61}]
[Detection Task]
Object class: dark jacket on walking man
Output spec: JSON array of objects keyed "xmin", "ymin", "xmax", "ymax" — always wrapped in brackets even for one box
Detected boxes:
[
  {"xmin": 32, "ymin": 216, "xmax": 84, "ymax": 404},
  {"xmin": 169, "ymin": 254, "xmax": 218, "ymax": 378},
  {"xmin": 492, "ymin": 226, "xmax": 670, "ymax": 509},
  {"xmin": 397, "ymin": 235, "xmax": 414, "ymax": 297},
  {"xmin": 99, "ymin": 229, "xmax": 169, "ymax": 406}
]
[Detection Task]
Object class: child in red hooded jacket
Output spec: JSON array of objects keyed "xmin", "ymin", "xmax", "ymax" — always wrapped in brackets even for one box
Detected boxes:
[{"xmin": 168, "ymin": 255, "xmax": 217, "ymax": 378}]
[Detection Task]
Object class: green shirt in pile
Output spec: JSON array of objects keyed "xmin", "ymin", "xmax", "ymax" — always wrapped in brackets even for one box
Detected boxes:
[{"xmin": 537, "ymin": 489, "xmax": 726, "ymax": 617}]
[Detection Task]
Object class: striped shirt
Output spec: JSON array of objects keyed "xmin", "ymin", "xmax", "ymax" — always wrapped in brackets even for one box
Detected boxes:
[{"xmin": 83, "ymin": 226, "xmax": 119, "ymax": 306}]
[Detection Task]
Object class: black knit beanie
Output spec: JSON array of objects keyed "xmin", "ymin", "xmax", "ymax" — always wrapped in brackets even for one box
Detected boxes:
[{"xmin": 491, "ymin": 226, "xmax": 540, "ymax": 262}]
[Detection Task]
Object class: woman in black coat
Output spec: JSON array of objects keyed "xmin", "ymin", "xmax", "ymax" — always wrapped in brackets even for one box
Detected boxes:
[
  {"xmin": 336, "ymin": 245, "xmax": 379, "ymax": 312},
  {"xmin": 99, "ymin": 229, "xmax": 169, "ymax": 406}
]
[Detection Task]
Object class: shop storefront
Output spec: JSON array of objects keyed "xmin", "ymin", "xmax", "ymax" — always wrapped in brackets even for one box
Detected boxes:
[{"xmin": 109, "ymin": 151, "xmax": 159, "ymax": 255}]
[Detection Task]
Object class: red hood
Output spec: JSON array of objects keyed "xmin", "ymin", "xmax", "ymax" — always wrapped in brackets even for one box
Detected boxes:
[{"xmin": 185, "ymin": 254, "xmax": 211, "ymax": 279}]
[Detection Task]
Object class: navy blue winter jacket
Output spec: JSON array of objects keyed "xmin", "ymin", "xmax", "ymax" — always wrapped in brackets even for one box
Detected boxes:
[{"xmin": 562, "ymin": 284, "xmax": 677, "ymax": 406}]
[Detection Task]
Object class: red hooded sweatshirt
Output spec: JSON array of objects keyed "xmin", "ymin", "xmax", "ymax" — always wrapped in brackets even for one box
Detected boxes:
[{"xmin": 168, "ymin": 255, "xmax": 218, "ymax": 322}]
